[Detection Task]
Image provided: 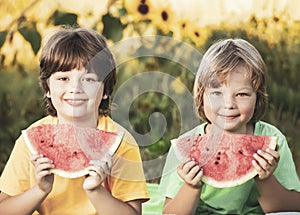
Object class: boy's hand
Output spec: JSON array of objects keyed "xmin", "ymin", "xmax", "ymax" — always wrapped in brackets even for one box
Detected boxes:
[
  {"xmin": 177, "ymin": 159, "xmax": 203, "ymax": 189},
  {"xmin": 83, "ymin": 155, "xmax": 112, "ymax": 191},
  {"xmin": 30, "ymin": 154, "xmax": 54, "ymax": 194},
  {"xmin": 252, "ymin": 146, "xmax": 280, "ymax": 180}
]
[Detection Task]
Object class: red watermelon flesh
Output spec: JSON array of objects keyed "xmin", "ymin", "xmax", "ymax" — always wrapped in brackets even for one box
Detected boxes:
[
  {"xmin": 22, "ymin": 124, "xmax": 124, "ymax": 178},
  {"xmin": 171, "ymin": 133, "xmax": 277, "ymax": 188}
]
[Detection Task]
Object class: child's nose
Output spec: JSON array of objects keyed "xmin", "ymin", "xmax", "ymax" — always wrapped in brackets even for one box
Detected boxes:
[
  {"xmin": 68, "ymin": 79, "xmax": 83, "ymax": 93},
  {"xmin": 223, "ymin": 95, "xmax": 236, "ymax": 109}
]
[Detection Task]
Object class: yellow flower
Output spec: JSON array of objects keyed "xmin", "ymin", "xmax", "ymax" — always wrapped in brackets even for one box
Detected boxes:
[
  {"xmin": 124, "ymin": 0, "xmax": 152, "ymax": 21},
  {"xmin": 172, "ymin": 16, "xmax": 210, "ymax": 48},
  {"xmin": 1, "ymin": 31, "xmax": 37, "ymax": 71},
  {"xmin": 26, "ymin": 0, "xmax": 58, "ymax": 23},
  {"xmin": 57, "ymin": 0, "xmax": 108, "ymax": 28},
  {"xmin": 148, "ymin": 0, "xmax": 175, "ymax": 34},
  {"xmin": 187, "ymin": 24, "xmax": 211, "ymax": 47},
  {"xmin": 171, "ymin": 77, "xmax": 186, "ymax": 95},
  {"xmin": 171, "ymin": 18, "xmax": 189, "ymax": 40}
]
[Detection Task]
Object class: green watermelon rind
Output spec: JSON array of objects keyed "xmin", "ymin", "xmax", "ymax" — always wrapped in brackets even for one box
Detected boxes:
[
  {"xmin": 172, "ymin": 135, "xmax": 278, "ymax": 188},
  {"xmin": 22, "ymin": 128, "xmax": 124, "ymax": 179},
  {"xmin": 201, "ymin": 136, "xmax": 277, "ymax": 188}
]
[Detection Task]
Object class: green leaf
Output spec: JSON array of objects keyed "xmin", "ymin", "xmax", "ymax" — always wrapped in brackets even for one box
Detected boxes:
[
  {"xmin": 18, "ymin": 23, "xmax": 41, "ymax": 55},
  {"xmin": 102, "ymin": 13, "xmax": 126, "ymax": 42},
  {"xmin": 53, "ymin": 10, "xmax": 78, "ymax": 26},
  {"xmin": 0, "ymin": 31, "xmax": 7, "ymax": 49}
]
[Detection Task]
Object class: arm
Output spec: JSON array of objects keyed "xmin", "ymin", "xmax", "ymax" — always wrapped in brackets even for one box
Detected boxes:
[
  {"xmin": 86, "ymin": 186, "xmax": 142, "ymax": 215},
  {"xmin": 253, "ymin": 147, "xmax": 300, "ymax": 213},
  {"xmin": 83, "ymin": 156, "xmax": 143, "ymax": 215},
  {"xmin": 0, "ymin": 186, "xmax": 49, "ymax": 215},
  {"xmin": 0, "ymin": 154, "xmax": 54, "ymax": 215},
  {"xmin": 163, "ymin": 160, "xmax": 203, "ymax": 215},
  {"xmin": 256, "ymin": 175, "xmax": 300, "ymax": 213}
]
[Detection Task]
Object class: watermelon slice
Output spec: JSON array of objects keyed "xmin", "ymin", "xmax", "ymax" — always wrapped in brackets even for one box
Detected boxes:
[
  {"xmin": 171, "ymin": 133, "xmax": 277, "ymax": 188},
  {"xmin": 22, "ymin": 124, "xmax": 124, "ymax": 178}
]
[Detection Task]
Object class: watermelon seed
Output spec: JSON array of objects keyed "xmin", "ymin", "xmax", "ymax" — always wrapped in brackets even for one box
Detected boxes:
[
  {"xmin": 217, "ymin": 152, "xmax": 221, "ymax": 155},
  {"xmin": 216, "ymin": 157, "xmax": 220, "ymax": 160},
  {"xmin": 40, "ymin": 140, "xmax": 44, "ymax": 143},
  {"xmin": 73, "ymin": 151, "xmax": 77, "ymax": 155},
  {"xmin": 49, "ymin": 144, "xmax": 53, "ymax": 147},
  {"xmin": 238, "ymin": 150, "xmax": 243, "ymax": 155},
  {"xmin": 205, "ymin": 147, "xmax": 209, "ymax": 151},
  {"xmin": 214, "ymin": 161, "xmax": 219, "ymax": 165}
]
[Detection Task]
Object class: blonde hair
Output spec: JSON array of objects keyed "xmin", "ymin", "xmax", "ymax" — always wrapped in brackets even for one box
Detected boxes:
[{"xmin": 193, "ymin": 38, "xmax": 267, "ymax": 123}]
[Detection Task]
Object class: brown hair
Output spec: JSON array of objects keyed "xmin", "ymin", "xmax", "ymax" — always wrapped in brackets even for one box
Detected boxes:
[
  {"xmin": 39, "ymin": 26, "xmax": 116, "ymax": 116},
  {"xmin": 193, "ymin": 38, "xmax": 267, "ymax": 123}
]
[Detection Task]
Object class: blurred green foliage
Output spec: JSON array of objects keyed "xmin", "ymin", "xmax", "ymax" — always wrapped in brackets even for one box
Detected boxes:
[
  {"xmin": 0, "ymin": 71, "xmax": 44, "ymax": 172},
  {"xmin": 0, "ymin": 2, "xmax": 300, "ymax": 183}
]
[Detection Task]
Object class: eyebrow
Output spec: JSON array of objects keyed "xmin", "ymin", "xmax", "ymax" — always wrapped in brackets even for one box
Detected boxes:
[
  {"xmin": 206, "ymin": 78, "xmax": 221, "ymax": 88},
  {"xmin": 235, "ymin": 86, "xmax": 255, "ymax": 91}
]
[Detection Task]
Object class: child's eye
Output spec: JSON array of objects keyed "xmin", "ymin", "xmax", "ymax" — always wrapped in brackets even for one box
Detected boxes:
[
  {"xmin": 82, "ymin": 74, "xmax": 99, "ymax": 82},
  {"xmin": 82, "ymin": 77, "xmax": 97, "ymax": 82},
  {"xmin": 58, "ymin": 77, "xmax": 69, "ymax": 81},
  {"xmin": 236, "ymin": 92, "xmax": 249, "ymax": 97},
  {"xmin": 211, "ymin": 91, "xmax": 222, "ymax": 96}
]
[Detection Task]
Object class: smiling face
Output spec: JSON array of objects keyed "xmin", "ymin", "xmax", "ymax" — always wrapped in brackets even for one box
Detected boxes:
[
  {"xmin": 39, "ymin": 28, "xmax": 117, "ymax": 117},
  {"xmin": 203, "ymin": 65, "xmax": 257, "ymax": 134},
  {"xmin": 47, "ymin": 68, "xmax": 106, "ymax": 127}
]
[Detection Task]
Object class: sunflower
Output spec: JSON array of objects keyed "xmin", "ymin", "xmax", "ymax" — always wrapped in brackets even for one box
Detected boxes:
[
  {"xmin": 124, "ymin": 0, "xmax": 152, "ymax": 21},
  {"xmin": 187, "ymin": 23, "xmax": 211, "ymax": 47},
  {"xmin": 170, "ymin": 16, "xmax": 192, "ymax": 41},
  {"xmin": 148, "ymin": 0, "xmax": 175, "ymax": 34}
]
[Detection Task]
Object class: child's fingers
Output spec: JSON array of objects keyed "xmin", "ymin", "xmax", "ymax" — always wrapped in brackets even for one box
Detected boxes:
[
  {"xmin": 35, "ymin": 162, "xmax": 54, "ymax": 172},
  {"xmin": 177, "ymin": 160, "xmax": 203, "ymax": 187},
  {"xmin": 178, "ymin": 158, "xmax": 191, "ymax": 168},
  {"xmin": 253, "ymin": 152, "xmax": 268, "ymax": 169},
  {"xmin": 184, "ymin": 165, "xmax": 203, "ymax": 187},
  {"xmin": 36, "ymin": 168, "xmax": 53, "ymax": 178},
  {"xmin": 253, "ymin": 148, "xmax": 279, "ymax": 180},
  {"xmin": 178, "ymin": 160, "xmax": 197, "ymax": 176},
  {"xmin": 186, "ymin": 165, "xmax": 200, "ymax": 180},
  {"xmin": 86, "ymin": 165, "xmax": 101, "ymax": 176},
  {"xmin": 191, "ymin": 168, "xmax": 203, "ymax": 187},
  {"xmin": 31, "ymin": 154, "xmax": 54, "ymax": 173},
  {"xmin": 266, "ymin": 148, "xmax": 280, "ymax": 162},
  {"xmin": 252, "ymin": 159, "xmax": 264, "ymax": 174},
  {"xmin": 89, "ymin": 158, "xmax": 111, "ymax": 175},
  {"xmin": 31, "ymin": 154, "xmax": 53, "ymax": 166},
  {"xmin": 30, "ymin": 154, "xmax": 43, "ymax": 165},
  {"xmin": 257, "ymin": 150, "xmax": 274, "ymax": 165},
  {"xmin": 256, "ymin": 148, "xmax": 280, "ymax": 166}
]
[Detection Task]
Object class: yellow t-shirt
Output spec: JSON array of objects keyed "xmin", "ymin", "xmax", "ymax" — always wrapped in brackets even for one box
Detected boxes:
[{"xmin": 0, "ymin": 115, "xmax": 149, "ymax": 215}]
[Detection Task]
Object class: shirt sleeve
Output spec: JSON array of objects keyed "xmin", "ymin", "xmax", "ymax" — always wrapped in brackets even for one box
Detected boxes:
[
  {"xmin": 255, "ymin": 121, "xmax": 300, "ymax": 191},
  {"xmin": 159, "ymin": 125, "xmax": 205, "ymax": 199},
  {"xmin": 106, "ymin": 138, "xmax": 150, "ymax": 202},
  {"xmin": 158, "ymin": 145, "xmax": 184, "ymax": 199},
  {"xmin": 0, "ymin": 135, "xmax": 35, "ymax": 195},
  {"xmin": 273, "ymin": 134, "xmax": 300, "ymax": 191}
]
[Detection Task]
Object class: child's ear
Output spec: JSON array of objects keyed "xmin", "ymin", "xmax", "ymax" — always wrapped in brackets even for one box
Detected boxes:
[
  {"xmin": 102, "ymin": 94, "xmax": 108, "ymax": 100},
  {"xmin": 46, "ymin": 91, "xmax": 51, "ymax": 98}
]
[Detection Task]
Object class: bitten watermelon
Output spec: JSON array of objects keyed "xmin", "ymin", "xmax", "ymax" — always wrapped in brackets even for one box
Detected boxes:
[
  {"xmin": 171, "ymin": 133, "xmax": 277, "ymax": 188},
  {"xmin": 22, "ymin": 124, "xmax": 124, "ymax": 178}
]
